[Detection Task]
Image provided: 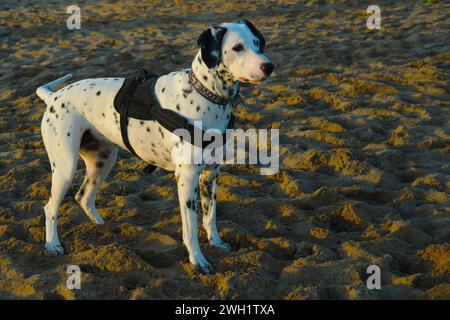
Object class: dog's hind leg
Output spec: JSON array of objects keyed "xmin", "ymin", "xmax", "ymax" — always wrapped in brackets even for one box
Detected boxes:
[
  {"xmin": 41, "ymin": 112, "xmax": 80, "ymax": 255},
  {"xmin": 199, "ymin": 164, "xmax": 231, "ymax": 251},
  {"xmin": 76, "ymin": 130, "xmax": 117, "ymax": 224}
]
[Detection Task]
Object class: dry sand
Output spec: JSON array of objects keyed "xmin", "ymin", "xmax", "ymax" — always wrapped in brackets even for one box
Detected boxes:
[{"xmin": 0, "ymin": 0, "xmax": 449, "ymax": 299}]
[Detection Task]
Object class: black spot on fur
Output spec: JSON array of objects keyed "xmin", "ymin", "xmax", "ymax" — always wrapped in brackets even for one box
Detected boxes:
[
  {"xmin": 203, "ymin": 75, "xmax": 208, "ymax": 81},
  {"xmin": 162, "ymin": 87, "xmax": 165, "ymax": 93},
  {"xmin": 49, "ymin": 106, "xmax": 55, "ymax": 113},
  {"xmin": 67, "ymin": 132, "xmax": 71, "ymax": 137},
  {"xmin": 61, "ymin": 103, "xmax": 65, "ymax": 108},
  {"xmin": 146, "ymin": 127, "xmax": 151, "ymax": 132},
  {"xmin": 80, "ymin": 130, "xmax": 101, "ymax": 151},
  {"xmin": 95, "ymin": 161, "xmax": 104, "ymax": 168},
  {"xmin": 176, "ymin": 104, "xmax": 180, "ymax": 111},
  {"xmin": 54, "ymin": 96, "xmax": 58, "ymax": 101},
  {"xmin": 99, "ymin": 150, "xmax": 110, "ymax": 159},
  {"xmin": 96, "ymin": 91, "xmax": 101, "ymax": 96},
  {"xmin": 140, "ymin": 121, "xmax": 144, "ymax": 126},
  {"xmin": 196, "ymin": 106, "xmax": 200, "ymax": 112},
  {"xmin": 186, "ymin": 200, "xmax": 192, "ymax": 209}
]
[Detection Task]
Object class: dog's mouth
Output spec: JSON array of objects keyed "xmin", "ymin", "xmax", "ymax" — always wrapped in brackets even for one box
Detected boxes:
[{"xmin": 239, "ymin": 77, "xmax": 266, "ymax": 84}]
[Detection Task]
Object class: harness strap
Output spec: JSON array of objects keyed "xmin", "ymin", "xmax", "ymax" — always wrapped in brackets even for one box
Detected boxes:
[
  {"xmin": 119, "ymin": 78, "xmax": 139, "ymax": 157},
  {"xmin": 118, "ymin": 71, "xmax": 158, "ymax": 175}
]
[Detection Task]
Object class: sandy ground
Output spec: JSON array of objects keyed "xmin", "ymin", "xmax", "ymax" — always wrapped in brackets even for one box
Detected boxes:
[{"xmin": 0, "ymin": 0, "xmax": 449, "ymax": 299}]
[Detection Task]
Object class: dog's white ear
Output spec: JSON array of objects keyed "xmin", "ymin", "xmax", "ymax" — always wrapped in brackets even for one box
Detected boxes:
[
  {"xmin": 197, "ymin": 26, "xmax": 227, "ymax": 69},
  {"xmin": 240, "ymin": 19, "xmax": 265, "ymax": 53}
]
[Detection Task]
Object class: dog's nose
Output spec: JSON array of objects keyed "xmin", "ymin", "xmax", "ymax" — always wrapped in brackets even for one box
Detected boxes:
[{"xmin": 260, "ymin": 62, "xmax": 274, "ymax": 76}]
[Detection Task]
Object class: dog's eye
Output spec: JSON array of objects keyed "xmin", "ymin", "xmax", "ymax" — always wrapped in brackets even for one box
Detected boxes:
[{"xmin": 232, "ymin": 44, "xmax": 244, "ymax": 52}]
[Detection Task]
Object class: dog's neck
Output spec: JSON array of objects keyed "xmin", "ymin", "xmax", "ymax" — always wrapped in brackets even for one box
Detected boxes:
[{"xmin": 191, "ymin": 51, "xmax": 239, "ymax": 100}]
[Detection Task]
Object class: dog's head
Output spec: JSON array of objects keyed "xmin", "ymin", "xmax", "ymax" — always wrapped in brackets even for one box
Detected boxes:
[{"xmin": 197, "ymin": 20, "xmax": 274, "ymax": 84}]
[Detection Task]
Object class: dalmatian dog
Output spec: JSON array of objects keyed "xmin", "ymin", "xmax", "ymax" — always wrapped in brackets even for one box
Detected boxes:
[{"xmin": 36, "ymin": 20, "xmax": 274, "ymax": 274}]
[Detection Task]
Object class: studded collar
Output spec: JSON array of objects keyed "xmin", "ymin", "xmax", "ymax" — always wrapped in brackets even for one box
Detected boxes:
[{"xmin": 188, "ymin": 70, "xmax": 240, "ymax": 107}]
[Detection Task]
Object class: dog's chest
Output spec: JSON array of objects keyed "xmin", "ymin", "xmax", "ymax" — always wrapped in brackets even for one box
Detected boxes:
[
  {"xmin": 154, "ymin": 70, "xmax": 232, "ymax": 130},
  {"xmin": 120, "ymin": 70, "xmax": 232, "ymax": 169}
]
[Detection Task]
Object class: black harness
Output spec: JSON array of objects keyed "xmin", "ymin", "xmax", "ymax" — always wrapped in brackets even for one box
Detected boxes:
[{"xmin": 113, "ymin": 70, "xmax": 236, "ymax": 173}]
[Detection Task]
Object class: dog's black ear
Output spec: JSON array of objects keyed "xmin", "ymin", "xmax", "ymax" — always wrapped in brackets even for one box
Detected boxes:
[
  {"xmin": 240, "ymin": 19, "xmax": 265, "ymax": 53},
  {"xmin": 197, "ymin": 26, "xmax": 227, "ymax": 69}
]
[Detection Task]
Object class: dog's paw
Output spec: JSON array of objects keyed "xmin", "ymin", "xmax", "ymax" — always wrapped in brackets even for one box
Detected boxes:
[
  {"xmin": 88, "ymin": 213, "xmax": 104, "ymax": 225},
  {"xmin": 45, "ymin": 242, "xmax": 64, "ymax": 255},
  {"xmin": 194, "ymin": 262, "xmax": 214, "ymax": 275},
  {"xmin": 77, "ymin": 203, "xmax": 105, "ymax": 225},
  {"xmin": 211, "ymin": 240, "xmax": 232, "ymax": 252}
]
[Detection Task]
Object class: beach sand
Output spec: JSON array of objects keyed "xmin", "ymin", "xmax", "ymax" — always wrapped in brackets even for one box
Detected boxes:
[{"xmin": 0, "ymin": 0, "xmax": 449, "ymax": 299}]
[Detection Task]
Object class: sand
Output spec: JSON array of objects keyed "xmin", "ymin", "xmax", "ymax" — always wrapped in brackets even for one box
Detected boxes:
[{"xmin": 0, "ymin": 0, "xmax": 449, "ymax": 299}]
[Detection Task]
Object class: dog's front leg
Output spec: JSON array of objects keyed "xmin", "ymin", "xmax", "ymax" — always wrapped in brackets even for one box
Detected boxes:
[
  {"xmin": 200, "ymin": 164, "xmax": 231, "ymax": 251},
  {"xmin": 175, "ymin": 164, "xmax": 212, "ymax": 274}
]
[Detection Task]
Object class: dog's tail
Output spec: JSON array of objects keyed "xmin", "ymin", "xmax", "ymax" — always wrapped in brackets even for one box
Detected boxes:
[{"xmin": 36, "ymin": 73, "xmax": 73, "ymax": 101}]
